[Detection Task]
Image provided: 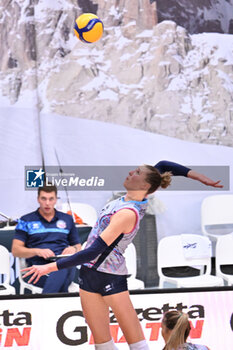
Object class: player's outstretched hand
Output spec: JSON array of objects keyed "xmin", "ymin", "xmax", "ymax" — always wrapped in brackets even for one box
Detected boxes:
[
  {"xmin": 199, "ymin": 177, "xmax": 223, "ymax": 188},
  {"xmin": 21, "ymin": 262, "xmax": 57, "ymax": 284},
  {"xmin": 187, "ymin": 170, "xmax": 223, "ymax": 188}
]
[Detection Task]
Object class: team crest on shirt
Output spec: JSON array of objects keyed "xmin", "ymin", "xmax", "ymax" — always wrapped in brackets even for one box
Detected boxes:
[
  {"xmin": 56, "ymin": 220, "xmax": 67, "ymax": 229},
  {"xmin": 32, "ymin": 222, "xmax": 40, "ymax": 229}
]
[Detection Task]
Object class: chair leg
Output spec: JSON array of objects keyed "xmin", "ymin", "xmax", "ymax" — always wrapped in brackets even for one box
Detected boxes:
[{"xmin": 158, "ymin": 279, "xmax": 164, "ymax": 288}]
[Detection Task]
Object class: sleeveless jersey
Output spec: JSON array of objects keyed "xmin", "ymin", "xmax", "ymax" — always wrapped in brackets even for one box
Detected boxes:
[{"xmin": 83, "ymin": 196, "xmax": 148, "ymax": 275}]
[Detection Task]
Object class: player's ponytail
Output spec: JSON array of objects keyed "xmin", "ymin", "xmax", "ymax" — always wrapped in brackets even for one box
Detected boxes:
[
  {"xmin": 160, "ymin": 171, "xmax": 172, "ymax": 189},
  {"xmin": 145, "ymin": 165, "xmax": 171, "ymax": 194},
  {"xmin": 162, "ymin": 311, "xmax": 191, "ymax": 350}
]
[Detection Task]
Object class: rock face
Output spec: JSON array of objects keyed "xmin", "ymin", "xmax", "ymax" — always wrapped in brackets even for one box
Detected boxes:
[
  {"xmin": 0, "ymin": 0, "xmax": 233, "ymax": 147},
  {"xmin": 155, "ymin": 0, "xmax": 233, "ymax": 34}
]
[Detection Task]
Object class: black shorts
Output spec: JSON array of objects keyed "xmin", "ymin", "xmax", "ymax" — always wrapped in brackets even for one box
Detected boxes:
[{"xmin": 78, "ymin": 266, "xmax": 128, "ymax": 296}]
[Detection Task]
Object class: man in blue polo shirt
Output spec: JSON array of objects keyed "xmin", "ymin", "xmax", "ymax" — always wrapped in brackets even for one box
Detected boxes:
[{"xmin": 12, "ymin": 185, "xmax": 81, "ymax": 293}]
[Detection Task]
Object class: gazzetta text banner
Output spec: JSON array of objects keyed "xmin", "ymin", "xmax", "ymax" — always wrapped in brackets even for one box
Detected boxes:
[{"xmin": 0, "ymin": 289, "xmax": 233, "ymax": 349}]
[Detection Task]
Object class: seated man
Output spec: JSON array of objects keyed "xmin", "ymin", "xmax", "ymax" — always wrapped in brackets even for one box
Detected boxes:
[{"xmin": 12, "ymin": 185, "xmax": 81, "ymax": 293}]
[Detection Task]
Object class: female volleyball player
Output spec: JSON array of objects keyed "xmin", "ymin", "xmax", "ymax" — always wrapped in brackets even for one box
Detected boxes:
[
  {"xmin": 22, "ymin": 161, "xmax": 222, "ymax": 350},
  {"xmin": 161, "ymin": 310, "xmax": 210, "ymax": 350}
]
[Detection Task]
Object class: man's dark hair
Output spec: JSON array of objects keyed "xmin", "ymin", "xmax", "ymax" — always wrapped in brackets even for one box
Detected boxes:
[{"xmin": 38, "ymin": 184, "xmax": 57, "ymax": 197}]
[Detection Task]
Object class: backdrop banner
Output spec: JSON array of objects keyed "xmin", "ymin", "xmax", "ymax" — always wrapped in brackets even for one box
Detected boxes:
[{"xmin": 0, "ymin": 289, "xmax": 232, "ymax": 349}]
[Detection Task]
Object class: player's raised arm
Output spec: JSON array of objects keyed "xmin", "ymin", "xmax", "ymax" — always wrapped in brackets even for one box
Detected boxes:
[
  {"xmin": 155, "ymin": 160, "xmax": 191, "ymax": 177},
  {"xmin": 155, "ymin": 160, "xmax": 223, "ymax": 188}
]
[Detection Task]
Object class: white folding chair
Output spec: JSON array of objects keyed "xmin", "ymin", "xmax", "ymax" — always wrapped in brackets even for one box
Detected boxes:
[
  {"xmin": 18, "ymin": 258, "xmax": 43, "ymax": 294},
  {"xmin": 0, "ymin": 245, "xmax": 16, "ymax": 295},
  {"xmin": 62, "ymin": 202, "xmax": 97, "ymax": 227},
  {"xmin": 18, "ymin": 258, "xmax": 79, "ymax": 294},
  {"xmin": 216, "ymin": 234, "xmax": 233, "ymax": 285},
  {"xmin": 157, "ymin": 235, "xmax": 224, "ymax": 288},
  {"xmin": 201, "ymin": 194, "xmax": 233, "ymax": 241},
  {"xmin": 124, "ymin": 243, "xmax": 145, "ymax": 290}
]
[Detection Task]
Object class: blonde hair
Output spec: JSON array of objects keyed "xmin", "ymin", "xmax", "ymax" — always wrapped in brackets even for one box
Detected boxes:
[
  {"xmin": 144, "ymin": 165, "xmax": 172, "ymax": 194},
  {"xmin": 163, "ymin": 311, "xmax": 191, "ymax": 350}
]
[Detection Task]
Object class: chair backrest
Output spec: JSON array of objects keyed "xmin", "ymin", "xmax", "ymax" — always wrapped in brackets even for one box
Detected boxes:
[
  {"xmin": 201, "ymin": 194, "xmax": 233, "ymax": 229},
  {"xmin": 157, "ymin": 235, "xmax": 212, "ymax": 276},
  {"xmin": 216, "ymin": 234, "xmax": 233, "ymax": 267},
  {"xmin": 62, "ymin": 202, "xmax": 98, "ymax": 227},
  {"xmin": 124, "ymin": 243, "xmax": 137, "ymax": 278},
  {"xmin": 0, "ymin": 245, "xmax": 11, "ymax": 284},
  {"xmin": 18, "ymin": 258, "xmax": 27, "ymax": 281}
]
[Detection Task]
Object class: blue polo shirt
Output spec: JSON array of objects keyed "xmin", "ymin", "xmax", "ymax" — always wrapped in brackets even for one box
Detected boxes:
[{"xmin": 15, "ymin": 209, "xmax": 80, "ymax": 266}]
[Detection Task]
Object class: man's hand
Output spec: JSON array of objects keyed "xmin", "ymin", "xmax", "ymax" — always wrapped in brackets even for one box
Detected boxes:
[
  {"xmin": 35, "ymin": 248, "xmax": 55, "ymax": 259},
  {"xmin": 61, "ymin": 246, "xmax": 76, "ymax": 255},
  {"xmin": 61, "ymin": 243, "xmax": 82, "ymax": 255},
  {"xmin": 61, "ymin": 244, "xmax": 81, "ymax": 255},
  {"xmin": 21, "ymin": 262, "xmax": 58, "ymax": 284}
]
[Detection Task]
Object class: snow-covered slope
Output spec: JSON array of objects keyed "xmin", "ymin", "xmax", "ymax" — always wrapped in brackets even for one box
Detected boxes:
[{"xmin": 0, "ymin": 1, "xmax": 233, "ymax": 146}]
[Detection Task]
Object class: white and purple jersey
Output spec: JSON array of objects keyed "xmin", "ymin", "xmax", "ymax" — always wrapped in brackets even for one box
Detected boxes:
[{"xmin": 83, "ymin": 196, "xmax": 148, "ymax": 275}]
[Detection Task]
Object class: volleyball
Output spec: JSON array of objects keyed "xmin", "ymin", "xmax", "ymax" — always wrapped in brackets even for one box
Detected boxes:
[{"xmin": 74, "ymin": 13, "xmax": 104, "ymax": 43}]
